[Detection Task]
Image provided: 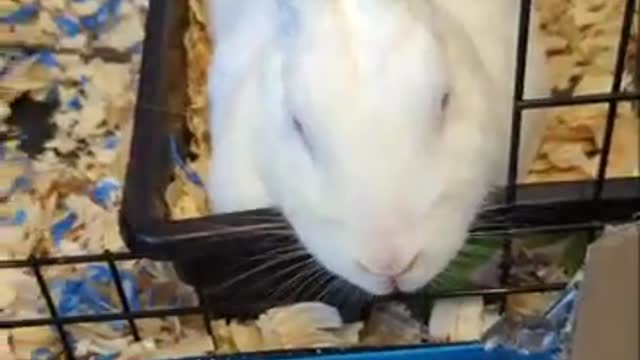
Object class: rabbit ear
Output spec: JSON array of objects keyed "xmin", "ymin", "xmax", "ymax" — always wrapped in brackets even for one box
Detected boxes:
[
  {"xmin": 274, "ymin": 0, "xmax": 304, "ymax": 38},
  {"xmin": 274, "ymin": 1, "xmax": 416, "ymax": 70},
  {"xmin": 272, "ymin": 0, "xmax": 333, "ymax": 54}
]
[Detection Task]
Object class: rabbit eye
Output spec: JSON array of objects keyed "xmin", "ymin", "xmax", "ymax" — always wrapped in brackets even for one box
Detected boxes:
[
  {"xmin": 293, "ymin": 116, "xmax": 305, "ymax": 136},
  {"xmin": 441, "ymin": 92, "xmax": 450, "ymax": 110},
  {"xmin": 292, "ymin": 116, "xmax": 314, "ymax": 155}
]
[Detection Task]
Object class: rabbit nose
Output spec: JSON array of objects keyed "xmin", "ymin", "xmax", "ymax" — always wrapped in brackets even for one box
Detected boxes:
[{"xmin": 355, "ymin": 251, "xmax": 421, "ymax": 277}]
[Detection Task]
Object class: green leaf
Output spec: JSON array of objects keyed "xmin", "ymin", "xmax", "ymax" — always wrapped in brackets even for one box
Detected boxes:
[
  {"xmin": 459, "ymin": 239, "xmax": 503, "ymax": 258},
  {"xmin": 426, "ymin": 236, "xmax": 503, "ymax": 292},
  {"xmin": 517, "ymin": 233, "xmax": 570, "ymax": 250},
  {"xmin": 561, "ymin": 237, "xmax": 587, "ymax": 276},
  {"xmin": 429, "ymin": 270, "xmax": 473, "ymax": 292}
]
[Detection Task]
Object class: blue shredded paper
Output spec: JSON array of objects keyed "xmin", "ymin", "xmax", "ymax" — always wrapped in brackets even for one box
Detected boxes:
[
  {"xmin": 0, "ymin": 0, "xmax": 125, "ymax": 39},
  {"xmin": 54, "ymin": 15, "xmax": 83, "ymax": 37},
  {"xmin": 0, "ymin": 209, "xmax": 27, "ymax": 226},
  {"xmin": 0, "ymin": 174, "xmax": 32, "ymax": 198},
  {"xmin": 119, "ymin": 270, "xmax": 141, "ymax": 311},
  {"xmin": 51, "ymin": 264, "xmax": 142, "ymax": 332},
  {"xmin": 67, "ymin": 96, "xmax": 83, "ymax": 110},
  {"xmin": 31, "ymin": 347, "xmax": 56, "ymax": 360},
  {"xmin": 35, "ymin": 52, "xmax": 61, "ymax": 69},
  {"xmin": 104, "ymin": 134, "xmax": 120, "ymax": 150},
  {"xmin": 92, "ymin": 178, "xmax": 122, "ymax": 208},
  {"xmin": 79, "ymin": 0, "xmax": 122, "ymax": 32},
  {"xmin": 12, "ymin": 209, "xmax": 28, "ymax": 225},
  {"xmin": 0, "ymin": 2, "xmax": 39, "ymax": 24},
  {"xmin": 169, "ymin": 136, "xmax": 205, "ymax": 187},
  {"xmin": 50, "ymin": 212, "xmax": 78, "ymax": 247}
]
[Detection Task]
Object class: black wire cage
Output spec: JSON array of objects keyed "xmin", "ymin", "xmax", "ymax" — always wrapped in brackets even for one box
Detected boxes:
[{"xmin": 0, "ymin": 0, "xmax": 639, "ymax": 359}]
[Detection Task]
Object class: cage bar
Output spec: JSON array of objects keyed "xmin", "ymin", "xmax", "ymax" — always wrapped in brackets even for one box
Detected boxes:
[
  {"xmin": 507, "ymin": 0, "xmax": 533, "ymax": 201},
  {"xmin": 30, "ymin": 259, "xmax": 76, "ymax": 359},
  {"xmin": 594, "ymin": 0, "xmax": 638, "ymax": 200},
  {"xmin": 105, "ymin": 254, "xmax": 142, "ymax": 341}
]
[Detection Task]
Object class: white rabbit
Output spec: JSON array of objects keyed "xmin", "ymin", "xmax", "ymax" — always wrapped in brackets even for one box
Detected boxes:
[{"xmin": 206, "ymin": 0, "xmax": 550, "ymax": 296}]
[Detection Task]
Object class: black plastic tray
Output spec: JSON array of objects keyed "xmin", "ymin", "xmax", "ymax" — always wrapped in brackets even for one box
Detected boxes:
[{"xmin": 119, "ymin": 0, "xmax": 640, "ymax": 323}]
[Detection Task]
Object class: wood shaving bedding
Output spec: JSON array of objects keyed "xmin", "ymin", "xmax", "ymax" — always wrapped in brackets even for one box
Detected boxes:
[
  {"xmin": 164, "ymin": 0, "xmax": 213, "ymax": 220},
  {"xmin": 529, "ymin": 0, "xmax": 639, "ymax": 182},
  {"xmin": 0, "ymin": 1, "xmax": 207, "ymax": 358},
  {"xmin": 0, "ymin": 0, "xmax": 149, "ymax": 53},
  {"xmin": 0, "ymin": 0, "xmax": 635, "ymax": 359}
]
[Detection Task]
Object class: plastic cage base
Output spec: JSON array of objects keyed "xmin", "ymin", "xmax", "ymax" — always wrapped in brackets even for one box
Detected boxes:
[{"xmin": 176, "ymin": 343, "xmax": 556, "ymax": 360}]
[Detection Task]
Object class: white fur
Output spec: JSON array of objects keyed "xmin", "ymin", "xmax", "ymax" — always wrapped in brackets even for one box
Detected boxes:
[{"xmin": 206, "ymin": 0, "xmax": 549, "ymax": 295}]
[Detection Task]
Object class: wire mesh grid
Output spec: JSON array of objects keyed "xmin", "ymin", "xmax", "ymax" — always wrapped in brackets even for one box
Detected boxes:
[{"xmin": 0, "ymin": 0, "xmax": 639, "ymax": 359}]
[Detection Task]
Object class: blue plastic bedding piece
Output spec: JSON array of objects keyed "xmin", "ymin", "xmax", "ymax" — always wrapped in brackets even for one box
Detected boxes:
[
  {"xmin": 95, "ymin": 354, "xmax": 119, "ymax": 360},
  {"xmin": 175, "ymin": 344, "xmax": 554, "ymax": 360}
]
